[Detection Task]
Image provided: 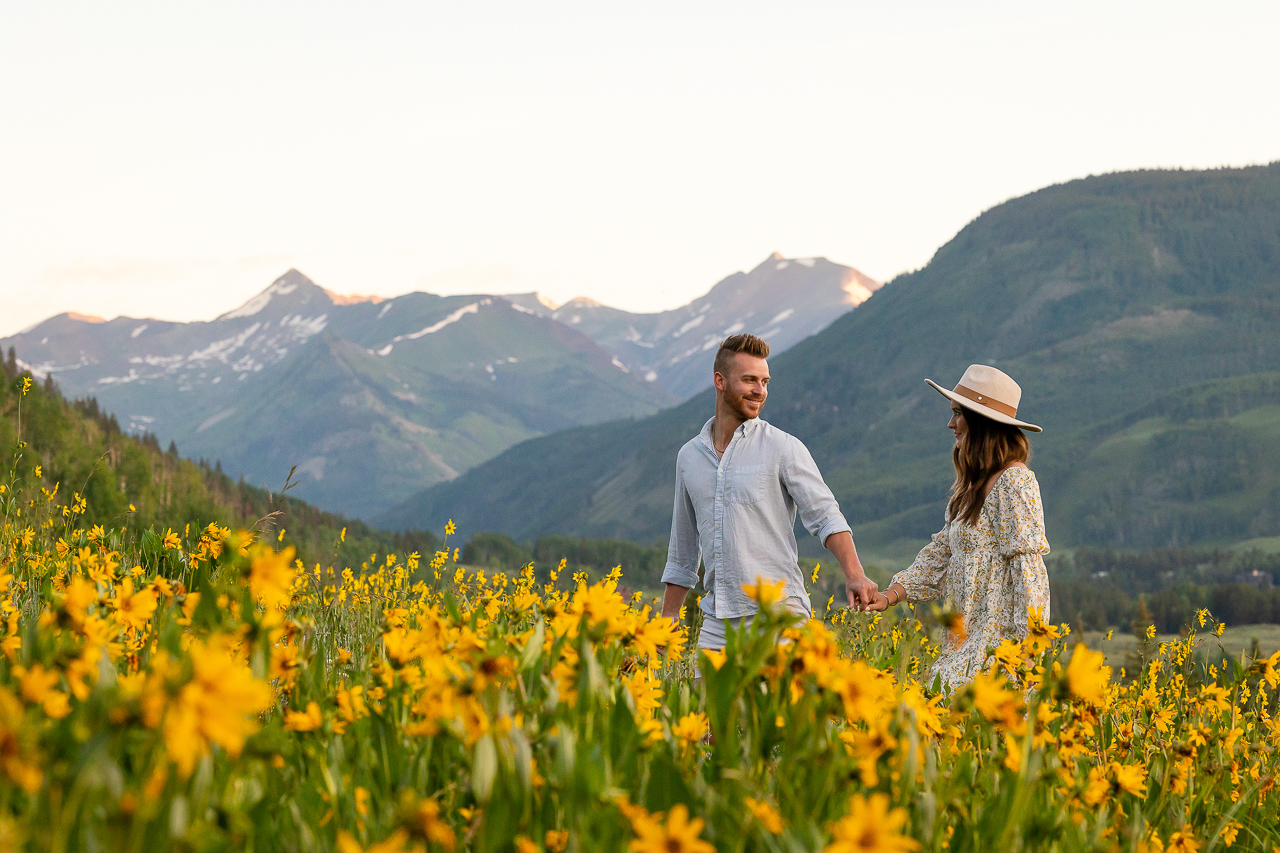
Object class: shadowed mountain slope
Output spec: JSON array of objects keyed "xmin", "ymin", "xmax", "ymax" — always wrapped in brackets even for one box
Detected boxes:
[{"xmin": 381, "ymin": 164, "xmax": 1280, "ymax": 560}]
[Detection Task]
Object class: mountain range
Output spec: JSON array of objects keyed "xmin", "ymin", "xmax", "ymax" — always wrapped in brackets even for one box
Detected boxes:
[
  {"xmin": 4, "ymin": 254, "xmax": 872, "ymax": 518},
  {"xmin": 380, "ymin": 164, "xmax": 1280, "ymax": 564},
  {"xmin": 506, "ymin": 253, "xmax": 880, "ymax": 398}
]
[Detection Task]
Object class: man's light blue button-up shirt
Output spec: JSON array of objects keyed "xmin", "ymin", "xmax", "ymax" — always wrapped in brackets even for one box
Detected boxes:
[{"xmin": 660, "ymin": 416, "xmax": 852, "ymax": 620}]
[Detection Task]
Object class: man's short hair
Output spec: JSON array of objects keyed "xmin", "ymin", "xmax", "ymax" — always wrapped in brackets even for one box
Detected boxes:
[{"xmin": 713, "ymin": 333, "xmax": 770, "ymax": 377}]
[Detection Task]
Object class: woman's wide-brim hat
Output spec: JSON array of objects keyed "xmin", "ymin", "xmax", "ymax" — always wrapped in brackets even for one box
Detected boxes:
[{"xmin": 925, "ymin": 364, "xmax": 1042, "ymax": 432}]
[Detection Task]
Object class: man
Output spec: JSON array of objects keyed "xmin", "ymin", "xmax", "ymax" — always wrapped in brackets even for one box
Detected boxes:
[{"xmin": 661, "ymin": 333, "xmax": 879, "ymax": 655}]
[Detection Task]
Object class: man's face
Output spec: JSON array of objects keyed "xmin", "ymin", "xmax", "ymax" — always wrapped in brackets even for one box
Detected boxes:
[{"xmin": 715, "ymin": 352, "xmax": 769, "ymax": 419}]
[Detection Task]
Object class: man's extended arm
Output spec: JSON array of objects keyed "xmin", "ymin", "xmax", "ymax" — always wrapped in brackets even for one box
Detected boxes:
[
  {"xmin": 660, "ymin": 453, "xmax": 701, "ymax": 622},
  {"xmin": 824, "ymin": 530, "xmax": 878, "ymax": 610},
  {"xmin": 784, "ymin": 437, "xmax": 878, "ymax": 609}
]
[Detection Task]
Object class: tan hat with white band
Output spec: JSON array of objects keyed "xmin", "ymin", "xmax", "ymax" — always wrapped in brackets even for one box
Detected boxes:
[{"xmin": 925, "ymin": 364, "xmax": 1042, "ymax": 432}]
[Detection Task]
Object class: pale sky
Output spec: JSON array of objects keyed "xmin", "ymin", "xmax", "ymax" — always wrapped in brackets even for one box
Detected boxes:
[{"xmin": 2, "ymin": 2, "xmax": 1277, "ymax": 337}]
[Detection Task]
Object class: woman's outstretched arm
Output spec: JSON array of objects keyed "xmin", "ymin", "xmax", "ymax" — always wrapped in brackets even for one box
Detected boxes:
[{"xmin": 866, "ymin": 522, "xmax": 952, "ymax": 612}]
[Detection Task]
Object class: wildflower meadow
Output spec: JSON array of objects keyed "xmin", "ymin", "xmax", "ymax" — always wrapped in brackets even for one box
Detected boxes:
[{"xmin": 1, "ymin": 388, "xmax": 1278, "ymax": 851}]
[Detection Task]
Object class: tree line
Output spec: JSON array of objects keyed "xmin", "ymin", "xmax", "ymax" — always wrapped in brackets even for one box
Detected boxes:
[{"xmin": 1049, "ymin": 546, "xmax": 1280, "ymax": 633}]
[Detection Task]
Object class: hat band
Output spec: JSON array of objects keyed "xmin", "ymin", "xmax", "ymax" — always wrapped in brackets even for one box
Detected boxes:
[{"xmin": 953, "ymin": 384, "xmax": 1018, "ymax": 418}]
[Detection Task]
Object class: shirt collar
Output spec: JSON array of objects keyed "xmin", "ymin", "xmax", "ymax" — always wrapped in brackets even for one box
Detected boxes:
[
  {"xmin": 698, "ymin": 417, "xmax": 716, "ymax": 453},
  {"xmin": 698, "ymin": 415, "xmax": 764, "ymax": 452}
]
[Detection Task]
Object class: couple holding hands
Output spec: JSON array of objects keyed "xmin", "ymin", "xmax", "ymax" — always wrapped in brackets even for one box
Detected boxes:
[{"xmin": 660, "ymin": 334, "xmax": 1050, "ymax": 689}]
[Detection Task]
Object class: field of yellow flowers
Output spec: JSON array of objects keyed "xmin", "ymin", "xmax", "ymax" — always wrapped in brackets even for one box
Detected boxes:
[{"xmin": 2, "ymin": 429, "xmax": 1280, "ymax": 850}]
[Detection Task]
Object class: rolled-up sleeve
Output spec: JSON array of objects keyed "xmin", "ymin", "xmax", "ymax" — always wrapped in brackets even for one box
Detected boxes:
[
  {"xmin": 782, "ymin": 437, "xmax": 851, "ymax": 546},
  {"xmin": 660, "ymin": 455, "xmax": 701, "ymax": 589}
]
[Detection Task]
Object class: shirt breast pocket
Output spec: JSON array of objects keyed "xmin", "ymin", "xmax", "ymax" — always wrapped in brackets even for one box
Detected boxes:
[{"xmin": 728, "ymin": 465, "xmax": 772, "ymax": 504}]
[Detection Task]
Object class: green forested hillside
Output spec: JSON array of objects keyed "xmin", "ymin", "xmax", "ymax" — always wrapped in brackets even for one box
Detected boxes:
[
  {"xmin": 381, "ymin": 164, "xmax": 1280, "ymax": 563},
  {"xmin": 0, "ymin": 353, "xmax": 439, "ymax": 569}
]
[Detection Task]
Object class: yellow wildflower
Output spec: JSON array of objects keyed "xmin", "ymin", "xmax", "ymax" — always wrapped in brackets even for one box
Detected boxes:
[
  {"xmin": 744, "ymin": 797, "xmax": 783, "ymax": 834},
  {"xmin": 672, "ymin": 712, "xmax": 709, "ymax": 746},
  {"xmin": 283, "ymin": 701, "xmax": 323, "ymax": 732},
  {"xmin": 17, "ymin": 664, "xmax": 71, "ymax": 719},
  {"xmin": 61, "ymin": 575, "xmax": 98, "ymax": 624},
  {"xmin": 413, "ymin": 798, "xmax": 456, "ymax": 851},
  {"xmin": 1082, "ymin": 766, "xmax": 1109, "ymax": 806},
  {"xmin": 627, "ymin": 803, "xmax": 714, "ymax": 853},
  {"xmin": 1022, "ymin": 606, "xmax": 1059, "ymax": 653},
  {"xmin": 1165, "ymin": 827, "xmax": 1199, "ymax": 852},
  {"xmin": 1110, "ymin": 762, "xmax": 1148, "ymax": 797},
  {"xmin": 336, "ymin": 829, "xmax": 413, "ymax": 853},
  {"xmin": 1065, "ymin": 644, "xmax": 1109, "ymax": 707},
  {"xmin": 249, "ymin": 546, "xmax": 297, "ymax": 612},
  {"xmin": 701, "ymin": 649, "xmax": 727, "ymax": 671},
  {"xmin": 743, "ymin": 576, "xmax": 784, "ymax": 605},
  {"xmin": 110, "ymin": 577, "xmax": 158, "ymax": 631},
  {"xmin": 162, "ymin": 637, "xmax": 273, "ymax": 777},
  {"xmin": 824, "ymin": 792, "xmax": 920, "ymax": 853}
]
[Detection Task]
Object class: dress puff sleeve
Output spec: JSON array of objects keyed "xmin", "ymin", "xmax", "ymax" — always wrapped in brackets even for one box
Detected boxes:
[
  {"xmin": 988, "ymin": 468, "xmax": 1051, "ymax": 634},
  {"xmin": 890, "ymin": 520, "xmax": 952, "ymax": 603}
]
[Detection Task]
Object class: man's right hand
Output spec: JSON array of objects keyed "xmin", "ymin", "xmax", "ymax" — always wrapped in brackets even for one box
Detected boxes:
[{"xmin": 844, "ymin": 574, "xmax": 879, "ymax": 611}]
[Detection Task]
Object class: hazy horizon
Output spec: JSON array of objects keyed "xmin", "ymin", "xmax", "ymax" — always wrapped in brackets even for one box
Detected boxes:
[{"xmin": 3, "ymin": 2, "xmax": 1278, "ymax": 337}]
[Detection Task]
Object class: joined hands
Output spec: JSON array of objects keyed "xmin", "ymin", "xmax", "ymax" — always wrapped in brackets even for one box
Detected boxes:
[{"xmin": 844, "ymin": 574, "xmax": 879, "ymax": 612}]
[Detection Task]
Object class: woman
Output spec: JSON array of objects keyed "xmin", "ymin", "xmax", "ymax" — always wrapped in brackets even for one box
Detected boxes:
[{"xmin": 867, "ymin": 364, "xmax": 1050, "ymax": 690}]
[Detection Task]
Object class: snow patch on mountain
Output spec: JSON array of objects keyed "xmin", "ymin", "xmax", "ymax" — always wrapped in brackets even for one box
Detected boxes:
[
  {"xmin": 220, "ymin": 281, "xmax": 298, "ymax": 320},
  {"xmin": 198, "ymin": 408, "xmax": 236, "ymax": 432},
  {"xmin": 673, "ymin": 315, "xmax": 705, "ymax": 337},
  {"xmin": 189, "ymin": 323, "xmax": 263, "ymax": 364},
  {"xmin": 379, "ymin": 300, "xmax": 488, "ymax": 355}
]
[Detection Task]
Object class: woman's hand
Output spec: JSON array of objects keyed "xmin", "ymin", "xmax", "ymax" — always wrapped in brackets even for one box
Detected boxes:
[
  {"xmin": 863, "ymin": 591, "xmax": 891, "ymax": 612},
  {"xmin": 864, "ymin": 583, "xmax": 904, "ymax": 613}
]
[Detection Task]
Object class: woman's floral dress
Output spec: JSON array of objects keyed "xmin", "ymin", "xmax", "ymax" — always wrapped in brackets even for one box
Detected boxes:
[{"xmin": 890, "ymin": 467, "xmax": 1050, "ymax": 690}]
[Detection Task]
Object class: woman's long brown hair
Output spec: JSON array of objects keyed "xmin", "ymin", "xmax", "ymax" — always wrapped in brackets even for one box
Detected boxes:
[{"xmin": 947, "ymin": 406, "xmax": 1031, "ymax": 526}]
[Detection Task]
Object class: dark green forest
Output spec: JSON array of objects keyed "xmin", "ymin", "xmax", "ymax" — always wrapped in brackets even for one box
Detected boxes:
[{"xmin": 1050, "ymin": 546, "xmax": 1280, "ymax": 633}]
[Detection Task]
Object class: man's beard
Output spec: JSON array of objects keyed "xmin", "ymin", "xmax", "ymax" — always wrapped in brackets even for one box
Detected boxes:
[{"xmin": 725, "ymin": 387, "xmax": 765, "ymax": 420}]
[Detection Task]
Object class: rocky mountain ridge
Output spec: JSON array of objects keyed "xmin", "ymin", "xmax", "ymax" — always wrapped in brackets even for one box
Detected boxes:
[
  {"xmin": 5, "ymin": 253, "xmax": 875, "ymax": 518},
  {"xmin": 5, "ymin": 271, "xmax": 674, "ymax": 517},
  {"xmin": 502, "ymin": 253, "xmax": 880, "ymax": 398}
]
